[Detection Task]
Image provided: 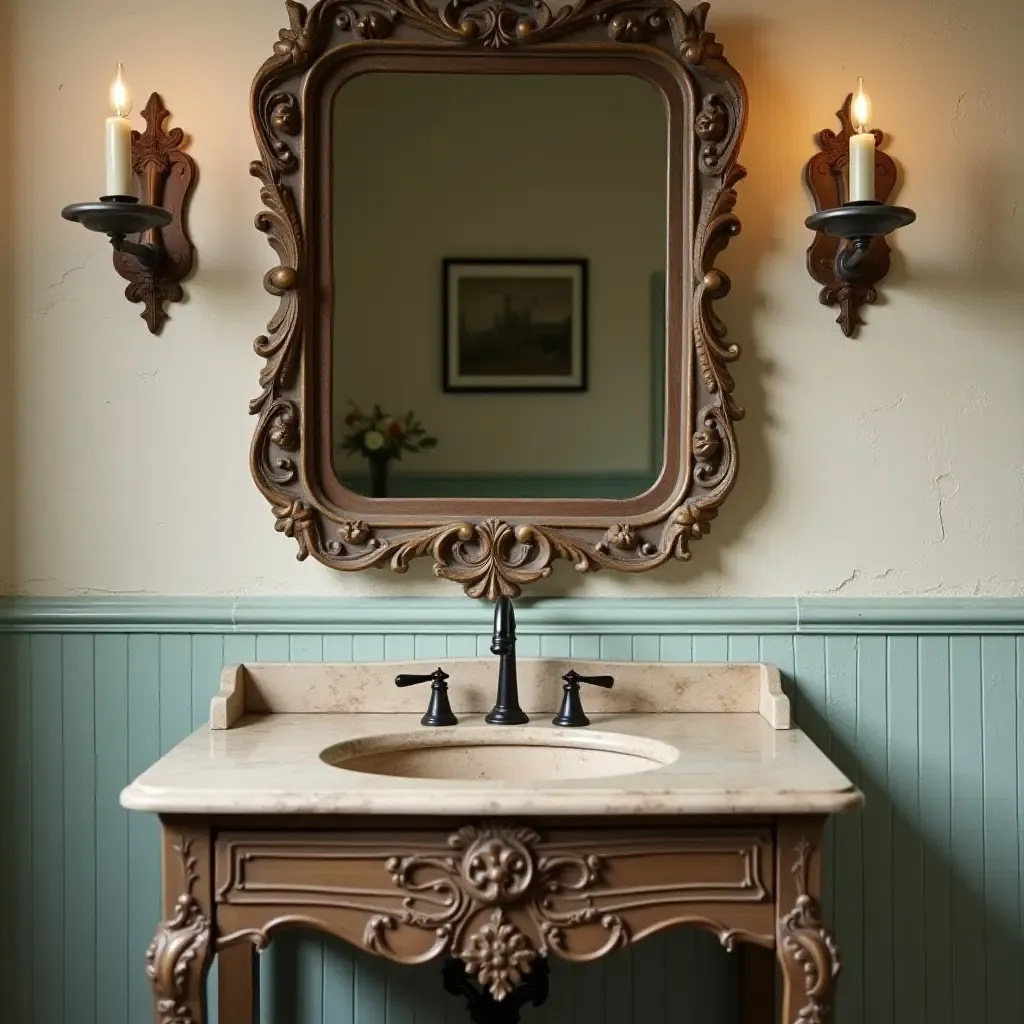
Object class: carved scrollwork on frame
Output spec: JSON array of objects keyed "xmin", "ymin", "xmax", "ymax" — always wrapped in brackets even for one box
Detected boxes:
[
  {"xmin": 248, "ymin": 0, "xmax": 747, "ymax": 598},
  {"xmin": 215, "ymin": 826, "xmax": 773, "ymax": 1001},
  {"xmin": 779, "ymin": 840, "xmax": 841, "ymax": 1022},
  {"xmin": 145, "ymin": 838, "xmax": 211, "ymax": 1024}
]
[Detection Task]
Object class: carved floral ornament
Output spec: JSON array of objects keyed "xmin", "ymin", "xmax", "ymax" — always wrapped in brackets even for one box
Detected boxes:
[
  {"xmin": 215, "ymin": 824, "xmax": 770, "ymax": 1002},
  {"xmin": 248, "ymin": 0, "xmax": 747, "ymax": 598},
  {"xmin": 360, "ymin": 824, "xmax": 625, "ymax": 993}
]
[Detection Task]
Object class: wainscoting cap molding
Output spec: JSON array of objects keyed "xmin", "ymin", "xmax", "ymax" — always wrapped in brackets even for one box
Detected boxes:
[
  {"xmin": 795, "ymin": 598, "xmax": 1024, "ymax": 633},
  {"xmin": 0, "ymin": 596, "xmax": 1022, "ymax": 635}
]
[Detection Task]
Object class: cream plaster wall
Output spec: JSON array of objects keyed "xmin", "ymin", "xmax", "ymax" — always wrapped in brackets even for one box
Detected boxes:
[
  {"xmin": 331, "ymin": 73, "xmax": 665, "ymax": 478},
  {"xmin": 4, "ymin": 0, "xmax": 1023, "ymax": 597}
]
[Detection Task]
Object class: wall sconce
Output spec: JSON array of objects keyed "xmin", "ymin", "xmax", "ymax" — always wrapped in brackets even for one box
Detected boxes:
[
  {"xmin": 805, "ymin": 80, "xmax": 915, "ymax": 337},
  {"xmin": 61, "ymin": 66, "xmax": 196, "ymax": 335}
]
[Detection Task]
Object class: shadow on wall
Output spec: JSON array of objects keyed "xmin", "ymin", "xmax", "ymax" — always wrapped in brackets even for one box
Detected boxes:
[{"xmin": 890, "ymin": 159, "xmax": 1024, "ymax": 318}]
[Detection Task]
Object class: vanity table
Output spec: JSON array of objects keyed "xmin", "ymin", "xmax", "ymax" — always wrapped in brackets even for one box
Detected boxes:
[{"xmin": 122, "ymin": 657, "xmax": 859, "ymax": 1024}]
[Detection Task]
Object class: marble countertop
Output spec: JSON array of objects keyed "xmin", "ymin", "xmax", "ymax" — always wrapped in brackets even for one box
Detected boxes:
[{"xmin": 120, "ymin": 711, "xmax": 861, "ymax": 816}]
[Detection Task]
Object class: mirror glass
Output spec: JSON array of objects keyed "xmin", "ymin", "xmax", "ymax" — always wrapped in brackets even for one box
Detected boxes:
[{"xmin": 331, "ymin": 72, "xmax": 667, "ymax": 500}]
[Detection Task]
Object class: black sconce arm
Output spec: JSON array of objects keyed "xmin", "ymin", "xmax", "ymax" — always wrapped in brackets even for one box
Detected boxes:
[{"xmin": 108, "ymin": 232, "xmax": 164, "ymax": 274}]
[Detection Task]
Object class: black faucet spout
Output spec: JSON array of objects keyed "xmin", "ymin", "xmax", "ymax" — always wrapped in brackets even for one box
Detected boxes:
[{"xmin": 486, "ymin": 596, "xmax": 529, "ymax": 725}]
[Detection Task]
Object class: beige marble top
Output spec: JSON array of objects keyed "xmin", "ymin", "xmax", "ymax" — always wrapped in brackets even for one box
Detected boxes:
[
  {"xmin": 120, "ymin": 661, "xmax": 859, "ymax": 817},
  {"xmin": 121, "ymin": 711, "xmax": 859, "ymax": 817}
]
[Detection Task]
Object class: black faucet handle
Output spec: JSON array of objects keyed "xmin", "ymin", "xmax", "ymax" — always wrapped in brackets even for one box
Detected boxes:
[
  {"xmin": 562, "ymin": 669, "xmax": 615, "ymax": 689},
  {"xmin": 553, "ymin": 670, "xmax": 615, "ymax": 728},
  {"xmin": 395, "ymin": 668, "xmax": 457, "ymax": 727},
  {"xmin": 395, "ymin": 668, "xmax": 450, "ymax": 688}
]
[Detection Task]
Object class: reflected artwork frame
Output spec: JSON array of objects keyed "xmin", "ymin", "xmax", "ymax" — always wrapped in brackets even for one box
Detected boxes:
[{"xmin": 443, "ymin": 259, "xmax": 588, "ymax": 392}]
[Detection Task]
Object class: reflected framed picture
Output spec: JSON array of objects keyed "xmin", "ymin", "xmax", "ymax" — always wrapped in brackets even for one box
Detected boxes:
[{"xmin": 443, "ymin": 258, "xmax": 588, "ymax": 393}]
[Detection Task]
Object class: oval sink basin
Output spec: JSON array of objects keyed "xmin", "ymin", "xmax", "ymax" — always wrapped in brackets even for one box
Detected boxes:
[{"xmin": 320, "ymin": 727, "xmax": 678, "ymax": 782}]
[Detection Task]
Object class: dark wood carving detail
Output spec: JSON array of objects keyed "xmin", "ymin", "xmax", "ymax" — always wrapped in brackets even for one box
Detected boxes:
[
  {"xmin": 264, "ymin": 0, "xmax": 727, "ymax": 57},
  {"xmin": 145, "ymin": 837, "xmax": 212, "ymax": 1024},
  {"xmin": 113, "ymin": 93, "xmax": 197, "ymax": 335},
  {"xmin": 805, "ymin": 94, "xmax": 899, "ymax": 337},
  {"xmin": 248, "ymin": 0, "xmax": 747, "ymax": 597},
  {"xmin": 215, "ymin": 826, "xmax": 773, "ymax": 1000},
  {"xmin": 778, "ymin": 839, "xmax": 840, "ymax": 1022}
]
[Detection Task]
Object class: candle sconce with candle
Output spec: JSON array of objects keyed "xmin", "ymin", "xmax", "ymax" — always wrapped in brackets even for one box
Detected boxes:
[
  {"xmin": 62, "ymin": 68, "xmax": 196, "ymax": 336},
  {"xmin": 804, "ymin": 83, "xmax": 916, "ymax": 337}
]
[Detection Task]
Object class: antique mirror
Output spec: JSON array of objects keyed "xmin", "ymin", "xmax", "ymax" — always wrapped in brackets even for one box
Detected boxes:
[{"xmin": 249, "ymin": 0, "xmax": 746, "ymax": 599}]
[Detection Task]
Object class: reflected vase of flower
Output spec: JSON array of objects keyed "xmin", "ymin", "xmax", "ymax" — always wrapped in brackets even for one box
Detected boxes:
[{"xmin": 339, "ymin": 403, "xmax": 438, "ymax": 499}]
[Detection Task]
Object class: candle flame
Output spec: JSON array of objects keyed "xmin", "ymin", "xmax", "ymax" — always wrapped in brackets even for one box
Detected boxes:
[
  {"xmin": 851, "ymin": 77, "xmax": 872, "ymax": 134},
  {"xmin": 110, "ymin": 63, "xmax": 132, "ymax": 118}
]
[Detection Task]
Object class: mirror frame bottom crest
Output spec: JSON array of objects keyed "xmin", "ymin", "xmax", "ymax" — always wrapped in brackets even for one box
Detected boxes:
[{"xmin": 248, "ymin": 0, "xmax": 747, "ymax": 600}]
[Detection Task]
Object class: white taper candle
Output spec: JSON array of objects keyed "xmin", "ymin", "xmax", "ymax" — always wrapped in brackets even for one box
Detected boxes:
[
  {"xmin": 848, "ymin": 77, "xmax": 875, "ymax": 202},
  {"xmin": 849, "ymin": 132, "xmax": 875, "ymax": 202},
  {"xmin": 104, "ymin": 64, "xmax": 133, "ymax": 197}
]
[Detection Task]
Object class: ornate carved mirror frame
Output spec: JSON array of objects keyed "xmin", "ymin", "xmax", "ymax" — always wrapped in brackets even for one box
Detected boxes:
[{"xmin": 249, "ymin": 0, "xmax": 747, "ymax": 599}]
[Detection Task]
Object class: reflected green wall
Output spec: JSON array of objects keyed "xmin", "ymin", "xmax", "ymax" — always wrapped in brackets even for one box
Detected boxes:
[{"xmin": 1, "ymin": 597, "xmax": 1022, "ymax": 1023}]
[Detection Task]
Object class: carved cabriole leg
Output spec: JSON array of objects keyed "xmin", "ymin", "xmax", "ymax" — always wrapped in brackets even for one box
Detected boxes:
[
  {"xmin": 218, "ymin": 943, "xmax": 259, "ymax": 1024},
  {"xmin": 147, "ymin": 822, "xmax": 214, "ymax": 1024},
  {"xmin": 775, "ymin": 820, "xmax": 840, "ymax": 1024}
]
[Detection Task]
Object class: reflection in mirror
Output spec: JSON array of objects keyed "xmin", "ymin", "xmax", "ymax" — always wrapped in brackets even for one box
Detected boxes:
[{"xmin": 331, "ymin": 73, "xmax": 667, "ymax": 500}]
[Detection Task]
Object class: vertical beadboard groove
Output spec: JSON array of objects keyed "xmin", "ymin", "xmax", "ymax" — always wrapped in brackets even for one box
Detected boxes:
[
  {"xmin": 856, "ymin": 635, "xmax": 892, "ymax": 1024},
  {"xmin": 1017, "ymin": 638, "xmax": 1024, "ymax": 1022},
  {"xmin": 4, "ymin": 605, "xmax": 1023, "ymax": 1023},
  {"xmin": 890, "ymin": 636, "xmax": 925, "ymax": 1023},
  {"xmin": 62, "ymin": 634, "xmax": 96, "ymax": 1024},
  {"xmin": 825, "ymin": 635, "xmax": 861, "ymax": 1024},
  {"xmin": 94, "ymin": 634, "xmax": 129, "ymax": 1024},
  {"xmin": 12, "ymin": 634, "xmax": 34, "ymax": 1024},
  {"xmin": 0, "ymin": 637, "xmax": 12, "ymax": 1023},
  {"xmin": 980, "ymin": 637, "xmax": 1020, "ymax": 1020},
  {"xmin": 126, "ymin": 635, "xmax": 161, "ymax": 1024},
  {"xmin": 31, "ymin": 634, "xmax": 64, "ymax": 1024},
  {"xmin": 950, "ymin": 636, "xmax": 986, "ymax": 1024},
  {"xmin": 919, "ymin": 636, "xmax": 952, "ymax": 1024}
]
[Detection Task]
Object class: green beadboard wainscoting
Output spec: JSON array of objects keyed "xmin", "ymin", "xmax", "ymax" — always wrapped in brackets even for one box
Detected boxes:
[{"xmin": 1, "ymin": 597, "xmax": 1022, "ymax": 1024}]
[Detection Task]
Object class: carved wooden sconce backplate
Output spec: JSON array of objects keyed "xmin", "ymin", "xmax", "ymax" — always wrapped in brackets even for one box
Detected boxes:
[
  {"xmin": 805, "ymin": 94, "xmax": 900, "ymax": 337},
  {"xmin": 247, "ymin": 0, "xmax": 748, "ymax": 599},
  {"xmin": 113, "ymin": 92, "xmax": 197, "ymax": 334}
]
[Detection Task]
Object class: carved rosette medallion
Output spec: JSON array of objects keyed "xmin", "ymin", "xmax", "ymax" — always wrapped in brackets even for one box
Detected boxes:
[
  {"xmin": 145, "ymin": 839, "xmax": 211, "ymax": 1024},
  {"xmin": 779, "ymin": 840, "xmax": 841, "ymax": 1022},
  {"xmin": 248, "ymin": 0, "xmax": 747, "ymax": 596},
  {"xmin": 461, "ymin": 909, "xmax": 539, "ymax": 1000},
  {"xmin": 457, "ymin": 825, "xmax": 536, "ymax": 903}
]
